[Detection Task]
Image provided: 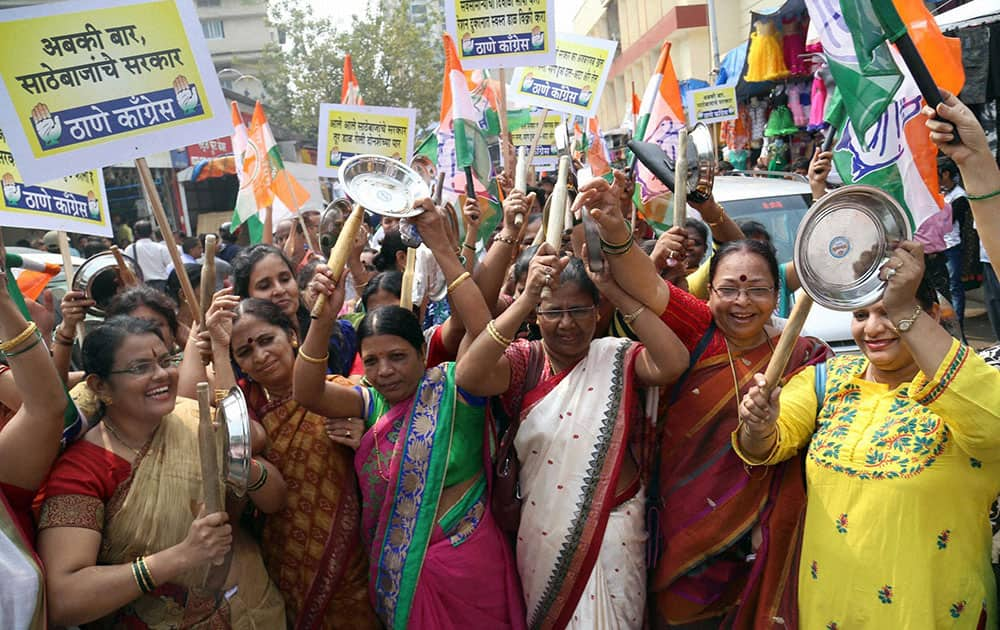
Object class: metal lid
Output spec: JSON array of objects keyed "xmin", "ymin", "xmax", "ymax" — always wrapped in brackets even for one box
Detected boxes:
[
  {"xmin": 793, "ymin": 185, "xmax": 911, "ymax": 311},
  {"xmin": 217, "ymin": 386, "xmax": 251, "ymax": 498},
  {"xmin": 340, "ymin": 154, "xmax": 430, "ymax": 218}
]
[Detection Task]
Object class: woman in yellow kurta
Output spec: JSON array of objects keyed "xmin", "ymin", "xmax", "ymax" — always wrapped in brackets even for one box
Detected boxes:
[{"xmin": 735, "ymin": 241, "xmax": 1000, "ymax": 628}]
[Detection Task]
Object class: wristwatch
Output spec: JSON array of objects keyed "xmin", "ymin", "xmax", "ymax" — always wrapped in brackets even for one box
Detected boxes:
[{"xmin": 893, "ymin": 304, "xmax": 923, "ymax": 333}]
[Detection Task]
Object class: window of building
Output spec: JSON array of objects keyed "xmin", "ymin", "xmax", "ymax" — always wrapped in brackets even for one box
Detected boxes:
[
  {"xmin": 196, "ymin": 0, "xmax": 221, "ymax": 6},
  {"xmin": 201, "ymin": 18, "xmax": 225, "ymax": 40}
]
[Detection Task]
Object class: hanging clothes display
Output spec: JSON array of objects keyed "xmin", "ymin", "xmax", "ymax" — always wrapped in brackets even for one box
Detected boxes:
[
  {"xmin": 807, "ymin": 72, "xmax": 828, "ymax": 131},
  {"xmin": 782, "ymin": 16, "xmax": 807, "ymax": 76},
  {"xmin": 765, "ymin": 92, "xmax": 799, "ymax": 137},
  {"xmin": 747, "ymin": 97, "xmax": 769, "ymax": 143},
  {"xmin": 786, "ymin": 82, "xmax": 810, "ymax": 127},
  {"xmin": 745, "ymin": 20, "xmax": 790, "ymax": 82}
]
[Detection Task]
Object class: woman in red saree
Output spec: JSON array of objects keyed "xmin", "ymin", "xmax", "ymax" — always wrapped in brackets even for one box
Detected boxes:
[
  {"xmin": 294, "ymin": 204, "xmax": 526, "ymax": 629},
  {"xmin": 456, "ymin": 249, "xmax": 690, "ymax": 629},
  {"xmin": 204, "ymin": 291, "xmax": 378, "ymax": 629}
]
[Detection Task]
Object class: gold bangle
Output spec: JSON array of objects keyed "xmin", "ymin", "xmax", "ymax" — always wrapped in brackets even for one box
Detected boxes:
[
  {"xmin": 622, "ymin": 305, "xmax": 645, "ymax": 324},
  {"xmin": 137, "ymin": 556, "xmax": 156, "ymax": 592},
  {"xmin": 447, "ymin": 271, "xmax": 471, "ymax": 295},
  {"xmin": 247, "ymin": 459, "xmax": 268, "ymax": 492},
  {"xmin": 486, "ymin": 320, "xmax": 513, "ymax": 348},
  {"xmin": 0, "ymin": 321, "xmax": 38, "ymax": 353},
  {"xmin": 601, "ymin": 226, "xmax": 632, "ymax": 250},
  {"xmin": 705, "ymin": 205, "xmax": 727, "ymax": 228},
  {"xmin": 297, "ymin": 348, "xmax": 329, "ymax": 365}
]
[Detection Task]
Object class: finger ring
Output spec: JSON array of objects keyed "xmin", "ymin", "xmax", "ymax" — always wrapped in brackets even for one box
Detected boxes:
[
  {"xmin": 544, "ymin": 273, "xmax": 551, "ymax": 285},
  {"xmin": 885, "ymin": 268, "xmax": 897, "ymax": 280},
  {"xmin": 345, "ymin": 430, "xmax": 351, "ymax": 438},
  {"xmin": 893, "ymin": 261, "xmax": 903, "ymax": 270}
]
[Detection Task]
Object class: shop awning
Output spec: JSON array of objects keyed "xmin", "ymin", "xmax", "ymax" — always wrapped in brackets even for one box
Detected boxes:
[{"xmin": 936, "ymin": 0, "xmax": 1000, "ymax": 32}]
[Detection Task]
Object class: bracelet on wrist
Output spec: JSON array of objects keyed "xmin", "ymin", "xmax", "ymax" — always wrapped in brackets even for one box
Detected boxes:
[
  {"xmin": 705, "ymin": 205, "xmax": 727, "ymax": 228},
  {"xmin": 297, "ymin": 348, "xmax": 329, "ymax": 365},
  {"xmin": 132, "ymin": 556, "xmax": 157, "ymax": 594},
  {"xmin": 967, "ymin": 188, "xmax": 1000, "ymax": 201},
  {"xmin": 247, "ymin": 459, "xmax": 269, "ymax": 492},
  {"xmin": 447, "ymin": 271, "xmax": 471, "ymax": 295},
  {"xmin": 0, "ymin": 321, "xmax": 38, "ymax": 353},
  {"xmin": 601, "ymin": 233, "xmax": 634, "ymax": 256},
  {"xmin": 486, "ymin": 320, "xmax": 513, "ymax": 348},
  {"xmin": 2, "ymin": 331, "xmax": 43, "ymax": 358},
  {"xmin": 463, "ymin": 242, "xmax": 476, "ymax": 251},
  {"xmin": 493, "ymin": 234, "xmax": 518, "ymax": 246}
]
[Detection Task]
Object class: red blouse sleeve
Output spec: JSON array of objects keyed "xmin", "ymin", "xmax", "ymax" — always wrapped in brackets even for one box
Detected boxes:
[
  {"xmin": 425, "ymin": 325, "xmax": 455, "ymax": 367},
  {"xmin": 499, "ymin": 339, "xmax": 533, "ymax": 417},
  {"xmin": 660, "ymin": 283, "xmax": 721, "ymax": 354},
  {"xmin": 34, "ymin": 441, "xmax": 131, "ymax": 532}
]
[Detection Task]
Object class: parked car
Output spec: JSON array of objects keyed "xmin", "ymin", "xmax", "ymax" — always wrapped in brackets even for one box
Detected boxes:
[{"xmin": 706, "ymin": 174, "xmax": 859, "ymax": 353}]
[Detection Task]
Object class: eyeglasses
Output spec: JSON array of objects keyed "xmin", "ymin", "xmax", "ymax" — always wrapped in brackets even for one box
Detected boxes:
[
  {"xmin": 535, "ymin": 306, "xmax": 596, "ymax": 322},
  {"xmin": 109, "ymin": 354, "xmax": 181, "ymax": 377},
  {"xmin": 711, "ymin": 286, "xmax": 776, "ymax": 302}
]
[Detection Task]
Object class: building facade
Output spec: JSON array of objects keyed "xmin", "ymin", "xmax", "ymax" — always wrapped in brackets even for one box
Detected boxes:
[{"xmin": 572, "ymin": 0, "xmax": 784, "ymax": 129}]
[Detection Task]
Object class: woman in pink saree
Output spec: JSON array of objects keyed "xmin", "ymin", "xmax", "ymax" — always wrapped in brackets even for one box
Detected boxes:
[
  {"xmin": 456, "ymin": 249, "xmax": 690, "ymax": 629},
  {"xmin": 294, "ymin": 205, "xmax": 526, "ymax": 629}
]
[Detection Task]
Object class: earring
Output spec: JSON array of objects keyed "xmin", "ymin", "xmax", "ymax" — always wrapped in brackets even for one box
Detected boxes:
[{"xmin": 100, "ymin": 394, "xmax": 113, "ymax": 406}]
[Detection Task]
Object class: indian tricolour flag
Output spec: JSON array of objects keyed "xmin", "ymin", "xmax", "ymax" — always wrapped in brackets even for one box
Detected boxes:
[
  {"xmin": 438, "ymin": 33, "xmax": 492, "ymax": 200},
  {"xmin": 229, "ymin": 102, "xmax": 265, "ymax": 243},
  {"xmin": 342, "ymin": 54, "xmax": 363, "ymax": 105},
  {"xmin": 633, "ymin": 41, "xmax": 686, "ymax": 227},
  {"xmin": 807, "ymin": 0, "xmax": 964, "ymax": 231}
]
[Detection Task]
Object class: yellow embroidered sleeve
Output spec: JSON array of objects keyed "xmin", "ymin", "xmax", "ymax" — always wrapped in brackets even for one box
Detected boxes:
[
  {"xmin": 909, "ymin": 339, "xmax": 1000, "ymax": 462},
  {"xmin": 732, "ymin": 364, "xmax": 819, "ymax": 465},
  {"xmin": 687, "ymin": 260, "xmax": 710, "ymax": 300}
]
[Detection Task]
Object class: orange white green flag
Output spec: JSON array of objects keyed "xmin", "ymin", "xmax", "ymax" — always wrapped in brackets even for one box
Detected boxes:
[
  {"xmin": 634, "ymin": 41, "xmax": 686, "ymax": 206},
  {"xmin": 810, "ymin": 0, "xmax": 964, "ymax": 231},
  {"xmin": 229, "ymin": 102, "xmax": 264, "ymax": 242},
  {"xmin": 342, "ymin": 54, "xmax": 363, "ymax": 105},
  {"xmin": 437, "ymin": 34, "xmax": 492, "ymax": 199}
]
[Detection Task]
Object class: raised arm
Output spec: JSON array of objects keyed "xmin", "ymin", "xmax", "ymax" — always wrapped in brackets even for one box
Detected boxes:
[
  {"xmin": 582, "ymin": 245, "xmax": 689, "ymax": 386},
  {"xmin": 474, "ymin": 189, "xmax": 531, "ymax": 315},
  {"xmin": 455, "ymin": 244, "xmax": 562, "ymax": 396},
  {"xmin": 0, "ymin": 271, "xmax": 68, "ymax": 490},
  {"xmin": 294, "ymin": 264, "xmax": 365, "ymax": 418},
  {"xmin": 579, "ymin": 172, "xmax": 671, "ymax": 313},
  {"xmin": 926, "ymin": 90, "xmax": 1000, "ymax": 266}
]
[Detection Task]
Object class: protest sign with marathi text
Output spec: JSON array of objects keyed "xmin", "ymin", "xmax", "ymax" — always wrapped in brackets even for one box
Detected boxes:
[
  {"xmin": 445, "ymin": 0, "xmax": 555, "ymax": 70},
  {"xmin": 0, "ymin": 128, "xmax": 111, "ymax": 237},
  {"xmin": 0, "ymin": 0, "xmax": 228, "ymax": 184},
  {"xmin": 690, "ymin": 86, "xmax": 738, "ymax": 124},
  {"xmin": 510, "ymin": 109, "xmax": 561, "ymax": 169},
  {"xmin": 316, "ymin": 104, "xmax": 417, "ymax": 178},
  {"xmin": 508, "ymin": 33, "xmax": 616, "ymax": 118}
]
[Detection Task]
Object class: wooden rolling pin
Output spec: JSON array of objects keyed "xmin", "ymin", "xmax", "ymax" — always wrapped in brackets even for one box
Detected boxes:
[{"xmin": 311, "ymin": 204, "xmax": 366, "ymax": 318}]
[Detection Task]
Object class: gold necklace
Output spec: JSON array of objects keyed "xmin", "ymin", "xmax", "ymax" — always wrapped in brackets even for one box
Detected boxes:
[
  {"xmin": 103, "ymin": 419, "xmax": 144, "ymax": 459},
  {"xmin": 370, "ymin": 420, "xmax": 389, "ymax": 481},
  {"xmin": 723, "ymin": 333, "xmax": 776, "ymax": 397}
]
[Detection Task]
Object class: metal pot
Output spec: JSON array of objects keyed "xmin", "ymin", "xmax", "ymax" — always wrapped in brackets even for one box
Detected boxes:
[{"xmin": 71, "ymin": 251, "xmax": 143, "ymax": 317}]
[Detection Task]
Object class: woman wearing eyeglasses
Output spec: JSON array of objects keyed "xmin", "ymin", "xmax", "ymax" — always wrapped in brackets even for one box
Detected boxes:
[
  {"xmin": 36, "ymin": 316, "xmax": 287, "ymax": 628},
  {"xmin": 580, "ymin": 173, "xmax": 833, "ymax": 628},
  {"xmin": 455, "ymin": 245, "xmax": 689, "ymax": 629}
]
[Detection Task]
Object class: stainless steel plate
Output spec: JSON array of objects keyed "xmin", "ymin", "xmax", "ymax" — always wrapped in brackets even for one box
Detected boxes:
[
  {"xmin": 793, "ymin": 185, "xmax": 911, "ymax": 311},
  {"xmin": 71, "ymin": 251, "xmax": 143, "ymax": 317},
  {"xmin": 217, "ymin": 386, "xmax": 252, "ymax": 497},
  {"xmin": 686, "ymin": 122, "xmax": 715, "ymax": 204},
  {"xmin": 340, "ymin": 154, "xmax": 430, "ymax": 218}
]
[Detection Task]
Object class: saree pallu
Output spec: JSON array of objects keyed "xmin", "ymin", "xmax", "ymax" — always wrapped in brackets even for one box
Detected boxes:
[
  {"xmin": 650, "ymin": 334, "xmax": 830, "ymax": 629},
  {"xmin": 515, "ymin": 337, "xmax": 645, "ymax": 630},
  {"xmin": 255, "ymin": 381, "xmax": 377, "ymax": 630},
  {"xmin": 39, "ymin": 399, "xmax": 284, "ymax": 628},
  {"xmin": 0, "ymin": 485, "xmax": 44, "ymax": 630},
  {"xmin": 356, "ymin": 363, "xmax": 525, "ymax": 630}
]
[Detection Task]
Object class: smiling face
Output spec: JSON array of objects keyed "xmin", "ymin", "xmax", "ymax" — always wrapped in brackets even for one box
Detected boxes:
[
  {"xmin": 99, "ymin": 332, "xmax": 178, "ymax": 423},
  {"xmin": 231, "ymin": 315, "xmax": 296, "ymax": 388},
  {"xmin": 248, "ymin": 253, "xmax": 299, "ymax": 319},
  {"xmin": 360, "ymin": 334, "xmax": 425, "ymax": 404},
  {"xmin": 708, "ymin": 250, "xmax": 777, "ymax": 347},
  {"xmin": 537, "ymin": 282, "xmax": 597, "ymax": 369},
  {"xmin": 851, "ymin": 300, "xmax": 919, "ymax": 379}
]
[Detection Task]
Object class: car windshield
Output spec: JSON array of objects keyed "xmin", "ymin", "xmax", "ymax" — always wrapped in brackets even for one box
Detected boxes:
[{"xmin": 721, "ymin": 193, "xmax": 812, "ymax": 264}]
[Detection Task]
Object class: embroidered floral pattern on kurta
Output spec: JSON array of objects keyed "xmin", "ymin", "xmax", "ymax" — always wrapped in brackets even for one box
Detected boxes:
[{"xmin": 734, "ymin": 340, "xmax": 1000, "ymax": 628}]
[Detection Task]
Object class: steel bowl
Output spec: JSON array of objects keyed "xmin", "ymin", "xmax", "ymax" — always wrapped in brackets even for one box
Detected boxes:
[
  {"xmin": 216, "ymin": 386, "xmax": 252, "ymax": 497},
  {"xmin": 71, "ymin": 251, "xmax": 143, "ymax": 317},
  {"xmin": 793, "ymin": 185, "xmax": 912, "ymax": 311},
  {"xmin": 340, "ymin": 154, "xmax": 430, "ymax": 218}
]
